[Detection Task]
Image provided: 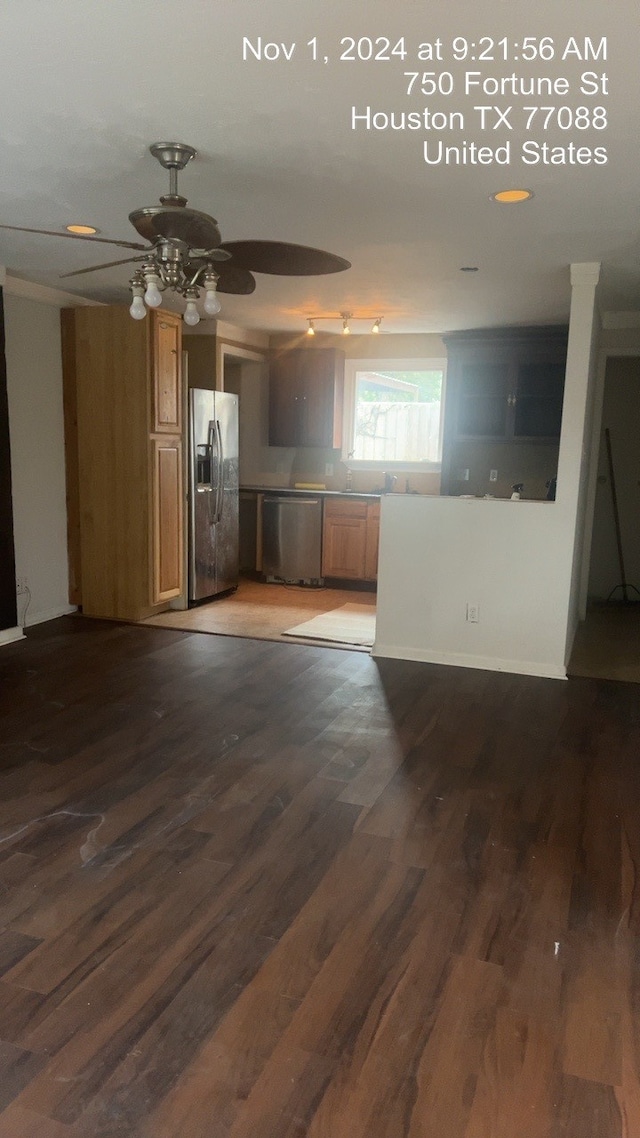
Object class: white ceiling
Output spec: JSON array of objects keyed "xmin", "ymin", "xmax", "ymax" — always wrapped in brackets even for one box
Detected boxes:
[{"xmin": 0, "ymin": 0, "xmax": 637, "ymax": 335}]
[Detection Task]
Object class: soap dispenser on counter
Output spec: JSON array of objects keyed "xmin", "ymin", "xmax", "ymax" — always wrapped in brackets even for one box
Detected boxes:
[{"xmin": 511, "ymin": 482, "xmax": 524, "ymax": 500}]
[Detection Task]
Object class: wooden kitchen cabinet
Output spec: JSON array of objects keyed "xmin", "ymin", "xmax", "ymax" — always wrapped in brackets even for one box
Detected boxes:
[
  {"xmin": 363, "ymin": 500, "xmax": 381, "ymax": 581},
  {"xmin": 322, "ymin": 498, "xmax": 380, "ymax": 581},
  {"xmin": 61, "ymin": 306, "xmax": 184, "ymax": 621},
  {"xmin": 151, "ymin": 436, "xmax": 183, "ymax": 603},
  {"xmin": 269, "ymin": 347, "xmax": 344, "ymax": 448},
  {"xmin": 152, "ymin": 313, "xmax": 182, "ymax": 433}
]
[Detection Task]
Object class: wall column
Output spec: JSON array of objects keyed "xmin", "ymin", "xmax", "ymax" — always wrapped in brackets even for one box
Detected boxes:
[
  {"xmin": 0, "ymin": 266, "xmax": 20, "ymax": 643},
  {"xmin": 558, "ymin": 262, "xmax": 601, "ymax": 656}
]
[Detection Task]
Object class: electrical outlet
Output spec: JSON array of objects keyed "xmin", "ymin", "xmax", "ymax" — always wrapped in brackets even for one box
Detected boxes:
[
  {"xmin": 458, "ymin": 468, "xmax": 470, "ymax": 482},
  {"xmin": 16, "ymin": 576, "xmax": 28, "ymax": 595},
  {"xmin": 489, "ymin": 469, "xmax": 498, "ymax": 482},
  {"xmin": 325, "ymin": 463, "xmax": 334, "ymax": 477},
  {"xmin": 466, "ymin": 602, "xmax": 479, "ymax": 623}
]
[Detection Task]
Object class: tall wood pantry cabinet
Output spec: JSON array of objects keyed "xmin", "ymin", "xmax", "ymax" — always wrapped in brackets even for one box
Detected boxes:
[{"xmin": 61, "ymin": 306, "xmax": 184, "ymax": 622}]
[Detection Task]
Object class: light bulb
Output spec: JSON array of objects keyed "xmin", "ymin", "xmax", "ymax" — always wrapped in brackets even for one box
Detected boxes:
[
  {"xmin": 203, "ymin": 288, "xmax": 221, "ymax": 316},
  {"xmin": 184, "ymin": 300, "xmax": 201, "ymax": 326},
  {"xmin": 307, "ymin": 321, "xmax": 315, "ymax": 336},
  {"xmin": 372, "ymin": 319, "xmax": 381, "ymax": 334},
  {"xmin": 129, "ymin": 295, "xmax": 147, "ymax": 320},
  {"xmin": 144, "ymin": 279, "xmax": 163, "ymax": 308},
  {"xmin": 342, "ymin": 321, "xmax": 350, "ymax": 335}
]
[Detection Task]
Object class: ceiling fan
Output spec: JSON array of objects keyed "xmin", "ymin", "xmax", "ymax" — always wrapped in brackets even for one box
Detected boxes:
[{"xmin": 0, "ymin": 141, "xmax": 351, "ymax": 323}]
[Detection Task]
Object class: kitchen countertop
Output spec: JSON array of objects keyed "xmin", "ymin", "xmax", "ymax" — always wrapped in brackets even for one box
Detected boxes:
[{"xmin": 240, "ymin": 485, "xmax": 381, "ymax": 499}]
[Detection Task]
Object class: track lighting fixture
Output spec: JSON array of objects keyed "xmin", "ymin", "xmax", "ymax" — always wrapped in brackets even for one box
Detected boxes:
[{"xmin": 303, "ymin": 313, "xmax": 384, "ymax": 335}]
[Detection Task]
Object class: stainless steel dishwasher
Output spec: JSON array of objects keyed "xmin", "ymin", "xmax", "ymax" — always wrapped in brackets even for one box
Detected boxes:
[{"xmin": 262, "ymin": 496, "xmax": 323, "ymax": 585}]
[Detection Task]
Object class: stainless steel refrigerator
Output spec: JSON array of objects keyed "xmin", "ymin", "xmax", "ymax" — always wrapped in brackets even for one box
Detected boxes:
[{"xmin": 188, "ymin": 388, "xmax": 239, "ymax": 602}]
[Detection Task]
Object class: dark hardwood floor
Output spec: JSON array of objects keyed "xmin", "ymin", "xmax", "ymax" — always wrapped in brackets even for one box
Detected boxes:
[{"xmin": 1, "ymin": 614, "xmax": 639, "ymax": 1136}]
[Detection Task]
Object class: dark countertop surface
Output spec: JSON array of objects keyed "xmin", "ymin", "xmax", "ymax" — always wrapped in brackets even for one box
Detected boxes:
[{"xmin": 240, "ymin": 485, "xmax": 381, "ymax": 499}]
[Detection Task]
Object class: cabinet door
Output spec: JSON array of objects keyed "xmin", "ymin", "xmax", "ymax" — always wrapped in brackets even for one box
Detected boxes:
[
  {"xmin": 151, "ymin": 437, "xmax": 183, "ymax": 603},
  {"xmin": 301, "ymin": 350, "xmax": 344, "ymax": 448},
  {"xmin": 322, "ymin": 499, "xmax": 367, "ymax": 578},
  {"xmin": 513, "ymin": 357, "xmax": 566, "ymax": 439},
  {"xmin": 269, "ymin": 352, "xmax": 301, "ymax": 446},
  {"xmin": 455, "ymin": 360, "xmax": 511, "ymax": 438},
  {"xmin": 269, "ymin": 348, "xmax": 344, "ymax": 447},
  {"xmin": 364, "ymin": 502, "xmax": 380, "ymax": 581},
  {"xmin": 152, "ymin": 313, "xmax": 182, "ymax": 434}
]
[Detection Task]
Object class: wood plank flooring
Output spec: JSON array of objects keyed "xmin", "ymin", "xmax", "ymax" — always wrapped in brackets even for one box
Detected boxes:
[{"xmin": 1, "ymin": 614, "xmax": 640, "ymax": 1136}]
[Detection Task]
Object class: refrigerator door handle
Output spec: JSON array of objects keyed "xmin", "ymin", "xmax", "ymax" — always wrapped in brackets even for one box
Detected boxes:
[
  {"xmin": 214, "ymin": 419, "xmax": 224, "ymax": 523},
  {"xmin": 207, "ymin": 420, "xmax": 217, "ymax": 520}
]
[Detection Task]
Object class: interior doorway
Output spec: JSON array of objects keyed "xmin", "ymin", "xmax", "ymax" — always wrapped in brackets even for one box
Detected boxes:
[
  {"xmin": 162, "ymin": 340, "xmax": 377, "ymax": 651},
  {"xmin": 569, "ymin": 355, "xmax": 640, "ymax": 682}
]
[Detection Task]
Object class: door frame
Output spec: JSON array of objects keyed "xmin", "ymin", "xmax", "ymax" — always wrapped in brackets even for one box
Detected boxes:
[{"xmin": 579, "ymin": 324, "xmax": 640, "ymax": 619}]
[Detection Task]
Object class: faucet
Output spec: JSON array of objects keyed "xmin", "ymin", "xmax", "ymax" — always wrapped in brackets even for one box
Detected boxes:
[{"xmin": 345, "ymin": 451, "xmax": 354, "ymax": 492}]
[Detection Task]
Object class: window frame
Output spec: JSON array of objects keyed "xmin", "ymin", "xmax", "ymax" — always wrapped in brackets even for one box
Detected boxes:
[{"xmin": 341, "ymin": 357, "xmax": 447, "ymax": 472}]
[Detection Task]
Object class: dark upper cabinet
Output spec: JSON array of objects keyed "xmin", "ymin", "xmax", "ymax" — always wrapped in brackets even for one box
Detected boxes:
[
  {"xmin": 443, "ymin": 326, "xmax": 568, "ymax": 443},
  {"xmin": 440, "ymin": 326, "xmax": 568, "ymax": 494},
  {"xmin": 269, "ymin": 348, "xmax": 345, "ymax": 448}
]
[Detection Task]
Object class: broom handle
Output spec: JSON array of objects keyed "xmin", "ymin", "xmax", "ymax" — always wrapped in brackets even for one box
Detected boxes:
[{"xmin": 605, "ymin": 427, "xmax": 629, "ymax": 601}]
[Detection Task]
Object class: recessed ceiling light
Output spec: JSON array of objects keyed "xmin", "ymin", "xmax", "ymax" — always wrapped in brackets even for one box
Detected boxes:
[
  {"xmin": 491, "ymin": 189, "xmax": 534, "ymax": 204},
  {"xmin": 65, "ymin": 223, "xmax": 99, "ymax": 235}
]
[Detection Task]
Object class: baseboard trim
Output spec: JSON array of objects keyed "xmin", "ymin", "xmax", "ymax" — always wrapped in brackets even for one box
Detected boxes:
[
  {"xmin": 0, "ymin": 625, "xmax": 26, "ymax": 647},
  {"xmin": 372, "ymin": 641, "xmax": 568, "ymax": 680},
  {"xmin": 24, "ymin": 604, "xmax": 78, "ymax": 628}
]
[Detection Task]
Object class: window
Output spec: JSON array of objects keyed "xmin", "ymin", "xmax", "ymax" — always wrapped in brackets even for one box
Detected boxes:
[{"xmin": 343, "ymin": 358, "xmax": 446, "ymax": 469}]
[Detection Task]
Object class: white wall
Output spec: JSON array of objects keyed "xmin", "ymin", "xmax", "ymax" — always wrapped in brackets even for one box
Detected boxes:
[
  {"xmin": 558, "ymin": 266, "xmax": 602, "ymax": 657},
  {"xmin": 5, "ymin": 292, "xmax": 76, "ymax": 626},
  {"xmin": 374, "ymin": 264, "xmax": 601, "ymax": 679},
  {"xmin": 222, "ymin": 356, "xmax": 274, "ymax": 486},
  {"xmin": 375, "ymin": 497, "xmax": 571, "ymax": 677}
]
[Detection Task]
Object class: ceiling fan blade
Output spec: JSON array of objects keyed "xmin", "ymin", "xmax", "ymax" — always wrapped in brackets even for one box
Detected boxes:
[
  {"xmin": 216, "ymin": 263, "xmax": 256, "ymax": 295},
  {"xmin": 60, "ymin": 255, "xmax": 149, "ymax": 279},
  {"xmin": 146, "ymin": 208, "xmax": 222, "ymax": 250},
  {"xmin": 184, "ymin": 260, "xmax": 255, "ymax": 295},
  {"xmin": 0, "ymin": 223, "xmax": 147, "ymax": 250},
  {"xmin": 218, "ymin": 240, "xmax": 351, "ymax": 276}
]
